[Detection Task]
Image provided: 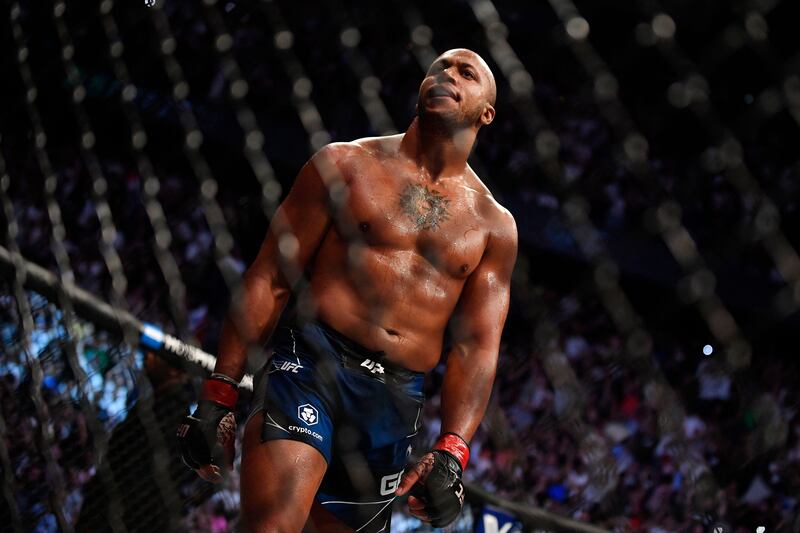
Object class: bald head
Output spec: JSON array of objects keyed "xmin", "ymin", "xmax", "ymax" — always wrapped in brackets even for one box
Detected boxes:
[{"xmin": 430, "ymin": 48, "xmax": 496, "ymax": 106}]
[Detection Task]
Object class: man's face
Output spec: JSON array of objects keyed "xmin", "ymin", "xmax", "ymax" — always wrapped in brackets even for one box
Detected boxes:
[{"xmin": 417, "ymin": 49, "xmax": 496, "ymax": 128}]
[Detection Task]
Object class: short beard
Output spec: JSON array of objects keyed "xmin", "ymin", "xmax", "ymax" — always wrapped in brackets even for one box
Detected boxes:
[
  {"xmin": 417, "ymin": 97, "xmax": 482, "ymax": 135},
  {"xmin": 418, "ymin": 102, "xmax": 455, "ymax": 132}
]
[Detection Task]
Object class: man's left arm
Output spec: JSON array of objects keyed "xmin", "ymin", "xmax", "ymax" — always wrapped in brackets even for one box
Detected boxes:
[
  {"xmin": 439, "ymin": 212, "xmax": 518, "ymax": 443},
  {"xmin": 396, "ymin": 210, "xmax": 517, "ymax": 525}
]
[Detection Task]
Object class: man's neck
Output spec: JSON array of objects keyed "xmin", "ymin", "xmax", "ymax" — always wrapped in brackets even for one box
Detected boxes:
[{"xmin": 399, "ymin": 117, "xmax": 477, "ymax": 181}]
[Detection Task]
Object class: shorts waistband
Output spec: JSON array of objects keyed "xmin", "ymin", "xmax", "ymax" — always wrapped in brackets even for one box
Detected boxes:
[{"xmin": 292, "ymin": 320, "xmax": 425, "ymax": 386}]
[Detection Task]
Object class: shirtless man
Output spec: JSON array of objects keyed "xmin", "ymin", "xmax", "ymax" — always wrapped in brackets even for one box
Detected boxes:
[{"xmin": 178, "ymin": 48, "xmax": 517, "ymax": 532}]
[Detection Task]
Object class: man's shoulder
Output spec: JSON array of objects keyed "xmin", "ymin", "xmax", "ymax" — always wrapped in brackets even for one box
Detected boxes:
[
  {"xmin": 312, "ymin": 141, "xmax": 365, "ymax": 163},
  {"xmin": 476, "ymin": 192, "xmax": 517, "ymax": 264},
  {"xmin": 353, "ymin": 134, "xmax": 404, "ymax": 154},
  {"xmin": 465, "ymin": 168, "xmax": 516, "ymax": 237},
  {"xmin": 316, "ymin": 135, "xmax": 403, "ymax": 162},
  {"xmin": 485, "ymin": 198, "xmax": 517, "ymax": 243}
]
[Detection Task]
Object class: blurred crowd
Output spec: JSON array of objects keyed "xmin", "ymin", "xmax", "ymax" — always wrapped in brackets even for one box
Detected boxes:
[
  {"xmin": 2, "ymin": 0, "xmax": 799, "ymax": 531},
  {"xmin": 0, "ymin": 292, "xmax": 138, "ymax": 530},
  {"xmin": 0, "ymin": 292, "xmax": 240, "ymax": 532},
  {"xmin": 416, "ymin": 290, "xmax": 799, "ymax": 531},
  {"xmin": 3, "ymin": 282, "xmax": 798, "ymax": 531}
]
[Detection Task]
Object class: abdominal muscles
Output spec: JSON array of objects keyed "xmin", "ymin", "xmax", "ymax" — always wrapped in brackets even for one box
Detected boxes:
[{"xmin": 309, "ymin": 242, "xmax": 465, "ymax": 372}]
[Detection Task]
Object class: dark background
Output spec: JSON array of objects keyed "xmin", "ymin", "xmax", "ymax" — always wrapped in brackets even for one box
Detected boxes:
[{"xmin": 1, "ymin": 0, "xmax": 799, "ymax": 531}]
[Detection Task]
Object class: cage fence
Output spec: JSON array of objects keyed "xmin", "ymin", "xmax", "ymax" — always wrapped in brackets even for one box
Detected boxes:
[{"xmin": 0, "ymin": 0, "xmax": 799, "ymax": 532}]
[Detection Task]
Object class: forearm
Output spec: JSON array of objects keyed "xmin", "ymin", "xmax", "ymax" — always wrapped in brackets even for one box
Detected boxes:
[
  {"xmin": 439, "ymin": 344, "xmax": 498, "ymax": 442},
  {"xmin": 213, "ymin": 272, "xmax": 290, "ymax": 382}
]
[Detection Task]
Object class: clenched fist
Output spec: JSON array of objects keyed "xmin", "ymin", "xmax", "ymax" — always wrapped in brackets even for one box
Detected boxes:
[
  {"xmin": 177, "ymin": 374, "xmax": 239, "ymax": 483},
  {"xmin": 396, "ymin": 433, "xmax": 469, "ymax": 528}
]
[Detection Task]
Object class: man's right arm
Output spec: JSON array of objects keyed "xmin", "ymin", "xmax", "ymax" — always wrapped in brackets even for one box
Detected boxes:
[
  {"xmin": 178, "ymin": 146, "xmax": 343, "ymax": 481},
  {"xmin": 214, "ymin": 146, "xmax": 340, "ymax": 382}
]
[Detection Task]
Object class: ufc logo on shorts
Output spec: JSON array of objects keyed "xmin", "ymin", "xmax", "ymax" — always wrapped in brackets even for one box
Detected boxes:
[
  {"xmin": 361, "ymin": 359, "xmax": 385, "ymax": 374},
  {"xmin": 274, "ymin": 360, "xmax": 303, "ymax": 373},
  {"xmin": 379, "ymin": 471, "xmax": 402, "ymax": 496}
]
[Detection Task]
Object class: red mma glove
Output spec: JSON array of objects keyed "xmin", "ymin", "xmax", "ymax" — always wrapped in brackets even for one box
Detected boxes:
[
  {"xmin": 177, "ymin": 373, "xmax": 238, "ymax": 483},
  {"xmin": 396, "ymin": 433, "xmax": 469, "ymax": 528}
]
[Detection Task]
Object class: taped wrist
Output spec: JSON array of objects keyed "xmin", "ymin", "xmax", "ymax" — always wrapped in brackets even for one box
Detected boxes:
[
  {"xmin": 200, "ymin": 374, "xmax": 239, "ymax": 409},
  {"xmin": 433, "ymin": 432, "xmax": 470, "ymax": 471}
]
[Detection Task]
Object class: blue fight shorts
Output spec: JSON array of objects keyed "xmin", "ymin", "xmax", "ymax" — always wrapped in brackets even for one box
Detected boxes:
[{"xmin": 247, "ymin": 320, "xmax": 425, "ymax": 533}]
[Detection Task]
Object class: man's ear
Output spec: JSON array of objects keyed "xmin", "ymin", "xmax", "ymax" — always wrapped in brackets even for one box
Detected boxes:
[{"xmin": 480, "ymin": 104, "xmax": 495, "ymax": 126}]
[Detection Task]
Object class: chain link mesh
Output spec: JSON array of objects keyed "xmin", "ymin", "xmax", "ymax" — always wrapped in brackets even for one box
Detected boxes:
[{"xmin": 1, "ymin": 0, "xmax": 798, "ymax": 531}]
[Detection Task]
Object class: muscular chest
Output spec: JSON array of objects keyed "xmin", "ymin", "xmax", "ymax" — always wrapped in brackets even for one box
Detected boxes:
[{"xmin": 339, "ymin": 170, "xmax": 486, "ymax": 278}]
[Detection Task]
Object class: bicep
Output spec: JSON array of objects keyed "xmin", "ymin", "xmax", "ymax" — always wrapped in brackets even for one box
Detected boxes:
[{"xmin": 248, "ymin": 148, "xmax": 338, "ymax": 286}]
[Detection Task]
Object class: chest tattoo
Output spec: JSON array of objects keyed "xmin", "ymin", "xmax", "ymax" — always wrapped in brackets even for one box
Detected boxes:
[{"xmin": 399, "ymin": 184, "xmax": 450, "ymax": 231}]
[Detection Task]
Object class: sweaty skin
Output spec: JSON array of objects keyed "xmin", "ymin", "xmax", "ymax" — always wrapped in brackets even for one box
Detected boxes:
[
  {"xmin": 306, "ymin": 135, "xmax": 510, "ymax": 373},
  {"xmin": 215, "ymin": 49, "xmax": 517, "ymax": 532}
]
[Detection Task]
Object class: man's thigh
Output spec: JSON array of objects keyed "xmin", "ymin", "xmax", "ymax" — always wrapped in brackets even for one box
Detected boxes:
[
  {"xmin": 240, "ymin": 411, "xmax": 327, "ymax": 532},
  {"xmin": 304, "ymin": 502, "xmax": 356, "ymax": 533}
]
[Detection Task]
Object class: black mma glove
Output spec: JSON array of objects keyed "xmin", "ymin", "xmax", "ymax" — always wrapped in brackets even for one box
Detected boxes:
[
  {"xmin": 177, "ymin": 373, "xmax": 238, "ymax": 483},
  {"xmin": 396, "ymin": 433, "xmax": 469, "ymax": 528}
]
